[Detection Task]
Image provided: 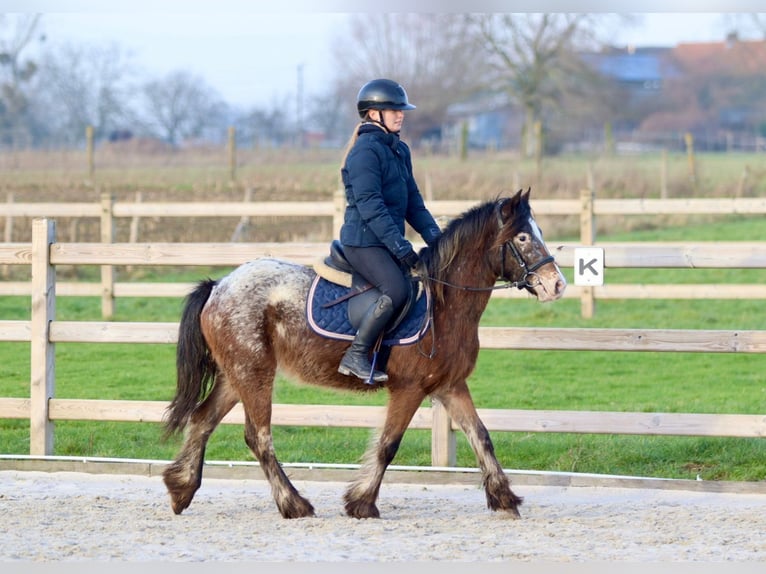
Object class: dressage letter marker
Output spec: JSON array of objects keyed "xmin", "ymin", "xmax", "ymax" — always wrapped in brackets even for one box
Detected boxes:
[{"xmin": 574, "ymin": 247, "xmax": 604, "ymax": 286}]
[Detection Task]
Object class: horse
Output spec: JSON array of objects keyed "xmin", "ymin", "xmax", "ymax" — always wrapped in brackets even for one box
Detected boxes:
[{"xmin": 161, "ymin": 188, "xmax": 566, "ymax": 519}]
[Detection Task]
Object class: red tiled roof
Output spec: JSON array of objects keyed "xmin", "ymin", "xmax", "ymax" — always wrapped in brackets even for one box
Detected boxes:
[{"xmin": 672, "ymin": 39, "xmax": 766, "ymax": 75}]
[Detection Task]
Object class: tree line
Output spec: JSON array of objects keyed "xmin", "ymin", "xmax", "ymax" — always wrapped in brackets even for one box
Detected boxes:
[{"xmin": 2, "ymin": 13, "xmax": 765, "ymax": 154}]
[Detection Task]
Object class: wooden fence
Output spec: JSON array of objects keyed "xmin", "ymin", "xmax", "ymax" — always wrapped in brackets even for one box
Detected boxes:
[
  {"xmin": 2, "ymin": 190, "xmax": 765, "ymax": 319},
  {"xmin": 1, "ymin": 218, "xmax": 765, "ymax": 467}
]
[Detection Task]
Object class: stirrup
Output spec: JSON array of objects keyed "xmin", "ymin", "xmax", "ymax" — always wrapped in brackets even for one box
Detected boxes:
[{"xmin": 338, "ymin": 361, "xmax": 388, "ymax": 384}]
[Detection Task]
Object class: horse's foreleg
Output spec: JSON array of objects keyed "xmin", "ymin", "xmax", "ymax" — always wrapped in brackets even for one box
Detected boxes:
[
  {"xmin": 163, "ymin": 377, "xmax": 239, "ymax": 515},
  {"xmin": 433, "ymin": 382, "xmax": 522, "ymax": 518},
  {"xmin": 243, "ymin": 411, "xmax": 315, "ymax": 519},
  {"xmin": 344, "ymin": 387, "xmax": 425, "ymax": 519}
]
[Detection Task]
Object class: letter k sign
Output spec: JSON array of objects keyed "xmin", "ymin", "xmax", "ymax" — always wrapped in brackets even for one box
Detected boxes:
[{"xmin": 574, "ymin": 247, "xmax": 604, "ymax": 286}]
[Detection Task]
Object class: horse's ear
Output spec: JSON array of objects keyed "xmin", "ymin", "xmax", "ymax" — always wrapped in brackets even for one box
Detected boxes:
[{"xmin": 508, "ymin": 189, "xmax": 523, "ymax": 211}]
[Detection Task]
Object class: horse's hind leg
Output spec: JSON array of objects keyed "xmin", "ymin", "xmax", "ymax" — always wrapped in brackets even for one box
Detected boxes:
[
  {"xmin": 243, "ymin": 412, "xmax": 315, "ymax": 519},
  {"xmin": 433, "ymin": 382, "xmax": 522, "ymax": 518},
  {"xmin": 230, "ymin": 353, "xmax": 314, "ymax": 519},
  {"xmin": 344, "ymin": 387, "xmax": 425, "ymax": 519},
  {"xmin": 163, "ymin": 378, "xmax": 240, "ymax": 515}
]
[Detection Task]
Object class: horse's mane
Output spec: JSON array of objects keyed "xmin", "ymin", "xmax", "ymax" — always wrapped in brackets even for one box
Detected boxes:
[{"xmin": 420, "ymin": 190, "xmax": 532, "ymax": 302}]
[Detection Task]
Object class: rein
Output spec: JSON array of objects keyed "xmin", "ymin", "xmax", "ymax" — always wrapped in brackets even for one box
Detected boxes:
[
  {"xmin": 423, "ymin": 274, "xmax": 526, "ymax": 292},
  {"xmin": 423, "ymin": 241, "xmax": 554, "ymax": 293},
  {"xmin": 423, "ymin": 197, "xmax": 554, "ymax": 293}
]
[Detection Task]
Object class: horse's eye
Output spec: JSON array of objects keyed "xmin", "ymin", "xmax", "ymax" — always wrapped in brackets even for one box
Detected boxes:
[{"xmin": 517, "ymin": 233, "xmax": 529, "ymax": 243}]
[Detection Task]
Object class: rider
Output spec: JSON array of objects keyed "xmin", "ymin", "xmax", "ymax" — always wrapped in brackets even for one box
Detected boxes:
[{"xmin": 337, "ymin": 78, "xmax": 442, "ymax": 384}]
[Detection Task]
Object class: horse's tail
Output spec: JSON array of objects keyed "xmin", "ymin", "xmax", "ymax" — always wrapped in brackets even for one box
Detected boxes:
[{"xmin": 163, "ymin": 278, "xmax": 218, "ymax": 439}]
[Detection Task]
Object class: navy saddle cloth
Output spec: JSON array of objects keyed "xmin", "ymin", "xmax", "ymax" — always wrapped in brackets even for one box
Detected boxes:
[{"xmin": 306, "ymin": 275, "xmax": 431, "ymax": 346}]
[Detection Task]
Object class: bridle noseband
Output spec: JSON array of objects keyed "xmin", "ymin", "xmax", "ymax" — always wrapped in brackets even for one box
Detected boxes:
[
  {"xmin": 425, "ymin": 199, "xmax": 555, "ymax": 293},
  {"xmin": 501, "ymin": 238, "xmax": 555, "ymax": 290}
]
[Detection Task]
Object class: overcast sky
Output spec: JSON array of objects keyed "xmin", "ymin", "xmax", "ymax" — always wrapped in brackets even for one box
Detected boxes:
[{"xmin": 18, "ymin": 9, "xmax": 763, "ymax": 109}]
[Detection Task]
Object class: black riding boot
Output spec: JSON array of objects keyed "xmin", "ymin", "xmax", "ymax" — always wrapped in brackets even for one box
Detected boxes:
[{"xmin": 338, "ymin": 295, "xmax": 394, "ymax": 383}]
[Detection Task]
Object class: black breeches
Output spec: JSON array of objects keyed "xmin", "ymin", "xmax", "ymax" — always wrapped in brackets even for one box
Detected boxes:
[{"xmin": 342, "ymin": 245, "xmax": 410, "ymax": 311}]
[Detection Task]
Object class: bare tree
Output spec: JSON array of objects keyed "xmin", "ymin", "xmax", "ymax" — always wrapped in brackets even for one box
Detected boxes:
[
  {"xmin": 139, "ymin": 70, "xmax": 226, "ymax": 146},
  {"xmin": 235, "ymin": 96, "xmax": 292, "ymax": 148},
  {"xmin": 305, "ymin": 89, "xmax": 347, "ymax": 146},
  {"xmin": 34, "ymin": 41, "xmax": 136, "ymax": 145},
  {"xmin": 466, "ymin": 13, "xmax": 619, "ymax": 157},
  {"xmin": 724, "ymin": 13, "xmax": 766, "ymax": 39},
  {"xmin": 0, "ymin": 13, "xmax": 43, "ymax": 146},
  {"xmin": 330, "ymin": 13, "xmax": 489, "ymax": 142}
]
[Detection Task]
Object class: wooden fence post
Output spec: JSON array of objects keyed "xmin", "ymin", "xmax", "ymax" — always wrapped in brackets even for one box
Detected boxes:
[
  {"xmin": 424, "ymin": 172, "xmax": 433, "ymax": 202},
  {"xmin": 534, "ymin": 120, "xmax": 543, "ymax": 190},
  {"xmin": 86, "ymin": 125, "xmax": 94, "ymax": 179},
  {"xmin": 333, "ymin": 189, "xmax": 345, "ymax": 240},
  {"xmin": 100, "ymin": 192, "xmax": 115, "ymax": 319},
  {"xmin": 737, "ymin": 165, "xmax": 749, "ymax": 198},
  {"xmin": 430, "ymin": 398, "xmax": 456, "ymax": 467},
  {"xmin": 580, "ymin": 176, "xmax": 596, "ymax": 319},
  {"xmin": 30, "ymin": 218, "xmax": 56, "ymax": 455},
  {"xmin": 125, "ymin": 191, "xmax": 143, "ymax": 274},
  {"xmin": 460, "ymin": 121, "xmax": 468, "ymax": 161},
  {"xmin": 228, "ymin": 126, "xmax": 237, "ymax": 183},
  {"xmin": 684, "ymin": 132, "xmax": 697, "ymax": 189},
  {"xmin": 230, "ymin": 187, "xmax": 253, "ymax": 242},
  {"xmin": 128, "ymin": 191, "xmax": 142, "ymax": 244},
  {"xmin": 2, "ymin": 192, "xmax": 13, "ymax": 278},
  {"xmin": 604, "ymin": 122, "xmax": 614, "ymax": 156}
]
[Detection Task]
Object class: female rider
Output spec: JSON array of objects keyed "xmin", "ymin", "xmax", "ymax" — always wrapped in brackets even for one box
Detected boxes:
[{"xmin": 337, "ymin": 78, "xmax": 441, "ymax": 383}]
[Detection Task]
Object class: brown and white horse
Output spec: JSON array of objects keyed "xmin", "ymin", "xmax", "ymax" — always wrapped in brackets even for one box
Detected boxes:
[{"xmin": 162, "ymin": 189, "xmax": 566, "ymax": 519}]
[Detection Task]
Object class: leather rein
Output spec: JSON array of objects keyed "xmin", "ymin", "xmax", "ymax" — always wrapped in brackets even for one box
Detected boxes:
[{"xmin": 423, "ymin": 201, "xmax": 555, "ymax": 293}]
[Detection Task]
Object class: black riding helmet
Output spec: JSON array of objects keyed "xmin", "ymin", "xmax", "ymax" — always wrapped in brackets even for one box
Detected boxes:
[{"xmin": 356, "ymin": 78, "xmax": 416, "ymax": 119}]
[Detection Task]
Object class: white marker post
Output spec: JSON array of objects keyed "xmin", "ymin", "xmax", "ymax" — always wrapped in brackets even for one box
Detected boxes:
[{"xmin": 574, "ymin": 247, "xmax": 604, "ymax": 286}]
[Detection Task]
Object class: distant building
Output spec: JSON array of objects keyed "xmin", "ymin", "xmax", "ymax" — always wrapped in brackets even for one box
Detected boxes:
[
  {"xmin": 440, "ymin": 35, "xmax": 766, "ymax": 154},
  {"xmin": 580, "ymin": 45, "xmax": 677, "ymax": 97}
]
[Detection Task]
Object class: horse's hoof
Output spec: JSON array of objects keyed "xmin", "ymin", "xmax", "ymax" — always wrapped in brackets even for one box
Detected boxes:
[
  {"xmin": 486, "ymin": 488, "xmax": 524, "ymax": 517},
  {"xmin": 168, "ymin": 491, "xmax": 194, "ymax": 515},
  {"xmin": 344, "ymin": 500, "xmax": 381, "ymax": 519},
  {"xmin": 279, "ymin": 497, "xmax": 316, "ymax": 519}
]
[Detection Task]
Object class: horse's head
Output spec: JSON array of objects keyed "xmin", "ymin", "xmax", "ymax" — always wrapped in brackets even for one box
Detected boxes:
[
  {"xmin": 421, "ymin": 189, "xmax": 566, "ymax": 303},
  {"xmin": 493, "ymin": 189, "xmax": 566, "ymax": 302}
]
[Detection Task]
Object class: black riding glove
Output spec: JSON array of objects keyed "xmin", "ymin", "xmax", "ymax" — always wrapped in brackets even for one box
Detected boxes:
[{"xmin": 399, "ymin": 250, "xmax": 420, "ymax": 270}]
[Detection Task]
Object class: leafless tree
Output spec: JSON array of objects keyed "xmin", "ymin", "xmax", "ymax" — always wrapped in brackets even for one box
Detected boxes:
[
  {"xmin": 0, "ymin": 13, "xmax": 43, "ymax": 146},
  {"xmin": 330, "ymin": 13, "xmax": 489, "ymax": 142},
  {"xmin": 235, "ymin": 96, "xmax": 292, "ymax": 148},
  {"xmin": 724, "ymin": 13, "xmax": 766, "ymax": 39},
  {"xmin": 138, "ymin": 70, "xmax": 226, "ymax": 146},
  {"xmin": 466, "ymin": 13, "xmax": 622, "ymax": 157},
  {"xmin": 34, "ymin": 41, "xmax": 136, "ymax": 145}
]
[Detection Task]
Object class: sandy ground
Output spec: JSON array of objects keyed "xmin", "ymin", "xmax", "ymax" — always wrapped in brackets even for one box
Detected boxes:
[{"xmin": 1, "ymin": 470, "xmax": 765, "ymax": 562}]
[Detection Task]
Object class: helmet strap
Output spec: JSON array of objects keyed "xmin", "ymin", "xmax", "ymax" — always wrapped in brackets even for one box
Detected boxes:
[{"xmin": 368, "ymin": 110, "xmax": 393, "ymax": 133}]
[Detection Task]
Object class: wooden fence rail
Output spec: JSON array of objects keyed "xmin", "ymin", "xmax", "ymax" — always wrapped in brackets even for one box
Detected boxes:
[
  {"xmin": 2, "ymin": 191, "xmax": 765, "ymax": 319},
  {"xmin": 2, "ymin": 192, "xmax": 766, "ymax": 243},
  {"xmin": 2, "ymin": 240, "xmax": 765, "ymax": 310},
  {"xmin": 0, "ymin": 218, "xmax": 764, "ymax": 467}
]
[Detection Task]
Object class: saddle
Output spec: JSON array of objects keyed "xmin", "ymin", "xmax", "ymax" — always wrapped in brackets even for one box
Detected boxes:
[{"xmin": 306, "ymin": 240, "xmax": 431, "ymax": 346}]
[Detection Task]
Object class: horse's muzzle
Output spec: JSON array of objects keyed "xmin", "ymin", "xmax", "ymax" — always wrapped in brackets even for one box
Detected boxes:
[{"xmin": 528, "ymin": 266, "xmax": 567, "ymax": 302}]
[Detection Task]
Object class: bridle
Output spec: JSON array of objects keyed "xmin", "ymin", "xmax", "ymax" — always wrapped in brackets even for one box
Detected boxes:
[
  {"xmin": 415, "ymin": 199, "xmax": 556, "ymax": 359},
  {"xmin": 500, "ymin": 238, "xmax": 555, "ymax": 290},
  {"xmin": 423, "ymin": 200, "xmax": 555, "ymax": 293},
  {"xmin": 424, "ymin": 240, "xmax": 553, "ymax": 293},
  {"xmin": 415, "ymin": 204, "xmax": 555, "ymax": 359}
]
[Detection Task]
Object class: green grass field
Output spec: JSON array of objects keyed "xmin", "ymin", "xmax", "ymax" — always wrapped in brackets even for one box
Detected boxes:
[{"xmin": 1, "ymin": 212, "xmax": 764, "ymax": 481}]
